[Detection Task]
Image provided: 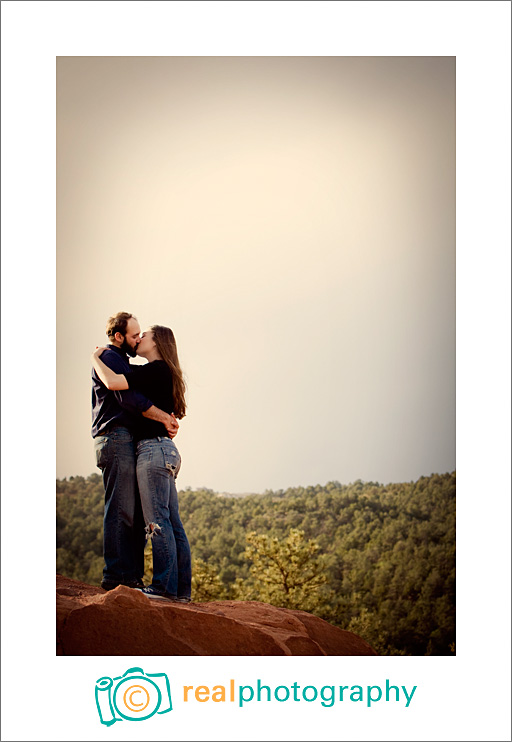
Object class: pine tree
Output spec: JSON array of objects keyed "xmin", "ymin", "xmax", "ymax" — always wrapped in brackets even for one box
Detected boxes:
[
  {"xmin": 234, "ymin": 528, "xmax": 332, "ymax": 611},
  {"xmin": 191, "ymin": 558, "xmax": 227, "ymax": 601}
]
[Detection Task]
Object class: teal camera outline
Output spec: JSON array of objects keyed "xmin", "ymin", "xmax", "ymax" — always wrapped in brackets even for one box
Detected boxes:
[{"xmin": 95, "ymin": 667, "xmax": 172, "ymax": 725}]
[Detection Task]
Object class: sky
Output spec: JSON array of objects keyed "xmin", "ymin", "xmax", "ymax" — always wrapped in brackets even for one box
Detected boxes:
[{"xmin": 57, "ymin": 56, "xmax": 455, "ymax": 492}]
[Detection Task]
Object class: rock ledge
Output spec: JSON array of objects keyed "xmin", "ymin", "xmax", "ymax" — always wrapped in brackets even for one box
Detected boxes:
[{"xmin": 56, "ymin": 574, "xmax": 377, "ymax": 656}]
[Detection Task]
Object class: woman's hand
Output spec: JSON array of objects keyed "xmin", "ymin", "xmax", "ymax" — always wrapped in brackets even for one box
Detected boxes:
[{"xmin": 91, "ymin": 347, "xmax": 129, "ymax": 390}]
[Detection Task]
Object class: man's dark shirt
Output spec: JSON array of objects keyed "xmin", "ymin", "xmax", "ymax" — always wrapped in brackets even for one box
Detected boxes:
[
  {"xmin": 91, "ymin": 345, "xmax": 154, "ymax": 438},
  {"xmin": 126, "ymin": 360, "xmax": 174, "ymax": 442}
]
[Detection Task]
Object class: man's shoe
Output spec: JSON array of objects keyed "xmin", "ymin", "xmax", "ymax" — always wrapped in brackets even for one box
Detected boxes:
[
  {"xmin": 140, "ymin": 586, "xmax": 175, "ymax": 601},
  {"xmin": 100, "ymin": 580, "xmax": 119, "ymax": 591},
  {"xmin": 175, "ymin": 597, "xmax": 191, "ymax": 603},
  {"xmin": 101, "ymin": 579, "xmax": 145, "ymax": 591},
  {"xmin": 123, "ymin": 579, "xmax": 145, "ymax": 589}
]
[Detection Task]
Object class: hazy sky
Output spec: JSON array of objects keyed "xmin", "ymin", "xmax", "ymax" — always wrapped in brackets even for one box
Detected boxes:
[{"xmin": 57, "ymin": 56, "xmax": 455, "ymax": 492}]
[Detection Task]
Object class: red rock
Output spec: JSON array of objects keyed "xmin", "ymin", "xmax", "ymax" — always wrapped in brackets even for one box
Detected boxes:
[{"xmin": 56, "ymin": 574, "xmax": 377, "ymax": 656}]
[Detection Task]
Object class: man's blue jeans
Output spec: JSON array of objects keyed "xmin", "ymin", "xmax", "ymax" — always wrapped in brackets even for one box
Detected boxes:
[
  {"xmin": 136, "ymin": 437, "xmax": 192, "ymax": 599},
  {"xmin": 94, "ymin": 427, "xmax": 145, "ymax": 583}
]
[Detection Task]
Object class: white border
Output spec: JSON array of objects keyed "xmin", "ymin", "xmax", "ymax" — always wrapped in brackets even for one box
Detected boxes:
[{"xmin": 1, "ymin": 2, "xmax": 511, "ymax": 741}]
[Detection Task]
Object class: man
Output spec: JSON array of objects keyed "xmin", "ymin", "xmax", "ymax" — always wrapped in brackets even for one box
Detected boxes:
[{"xmin": 91, "ymin": 311, "xmax": 179, "ymax": 590}]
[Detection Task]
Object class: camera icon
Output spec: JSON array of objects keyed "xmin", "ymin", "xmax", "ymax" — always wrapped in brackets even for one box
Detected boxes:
[{"xmin": 95, "ymin": 667, "xmax": 172, "ymax": 725}]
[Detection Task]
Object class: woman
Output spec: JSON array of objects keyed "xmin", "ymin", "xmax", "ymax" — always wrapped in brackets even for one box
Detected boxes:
[{"xmin": 92, "ymin": 325, "xmax": 191, "ymax": 603}]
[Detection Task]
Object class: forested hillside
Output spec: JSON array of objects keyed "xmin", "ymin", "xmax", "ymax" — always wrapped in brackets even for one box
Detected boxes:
[{"xmin": 57, "ymin": 472, "xmax": 455, "ymax": 656}]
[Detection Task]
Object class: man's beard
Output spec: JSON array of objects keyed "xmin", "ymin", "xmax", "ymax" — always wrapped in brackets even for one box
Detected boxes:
[{"xmin": 120, "ymin": 338, "xmax": 137, "ymax": 357}]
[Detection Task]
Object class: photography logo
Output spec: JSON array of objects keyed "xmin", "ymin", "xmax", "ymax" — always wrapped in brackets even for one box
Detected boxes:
[{"xmin": 95, "ymin": 667, "xmax": 172, "ymax": 726}]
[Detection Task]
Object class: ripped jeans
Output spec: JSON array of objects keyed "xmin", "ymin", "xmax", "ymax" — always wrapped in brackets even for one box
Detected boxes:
[{"xmin": 136, "ymin": 437, "xmax": 192, "ymax": 599}]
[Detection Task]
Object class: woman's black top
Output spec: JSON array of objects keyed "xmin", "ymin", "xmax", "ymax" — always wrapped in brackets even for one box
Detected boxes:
[{"xmin": 126, "ymin": 360, "xmax": 174, "ymax": 442}]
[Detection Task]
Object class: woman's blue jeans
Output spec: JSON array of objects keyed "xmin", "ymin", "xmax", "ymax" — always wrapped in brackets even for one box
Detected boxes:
[{"xmin": 136, "ymin": 437, "xmax": 192, "ymax": 599}]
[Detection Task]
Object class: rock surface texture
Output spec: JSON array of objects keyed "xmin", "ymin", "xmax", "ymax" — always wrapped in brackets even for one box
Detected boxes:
[{"xmin": 56, "ymin": 574, "xmax": 377, "ymax": 656}]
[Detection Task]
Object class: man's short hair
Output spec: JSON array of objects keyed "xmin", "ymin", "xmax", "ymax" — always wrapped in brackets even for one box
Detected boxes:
[{"xmin": 106, "ymin": 312, "xmax": 136, "ymax": 341}]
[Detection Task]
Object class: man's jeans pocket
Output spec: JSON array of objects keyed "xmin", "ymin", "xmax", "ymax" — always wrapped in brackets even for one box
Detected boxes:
[{"xmin": 94, "ymin": 436, "xmax": 110, "ymax": 470}]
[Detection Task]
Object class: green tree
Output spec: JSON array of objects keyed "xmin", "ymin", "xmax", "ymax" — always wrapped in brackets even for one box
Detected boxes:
[
  {"xmin": 143, "ymin": 539, "xmax": 153, "ymax": 584},
  {"xmin": 234, "ymin": 528, "xmax": 332, "ymax": 611},
  {"xmin": 191, "ymin": 558, "xmax": 227, "ymax": 601}
]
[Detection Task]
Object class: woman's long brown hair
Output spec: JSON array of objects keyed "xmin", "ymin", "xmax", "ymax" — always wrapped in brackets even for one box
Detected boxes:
[{"xmin": 150, "ymin": 325, "xmax": 187, "ymax": 419}]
